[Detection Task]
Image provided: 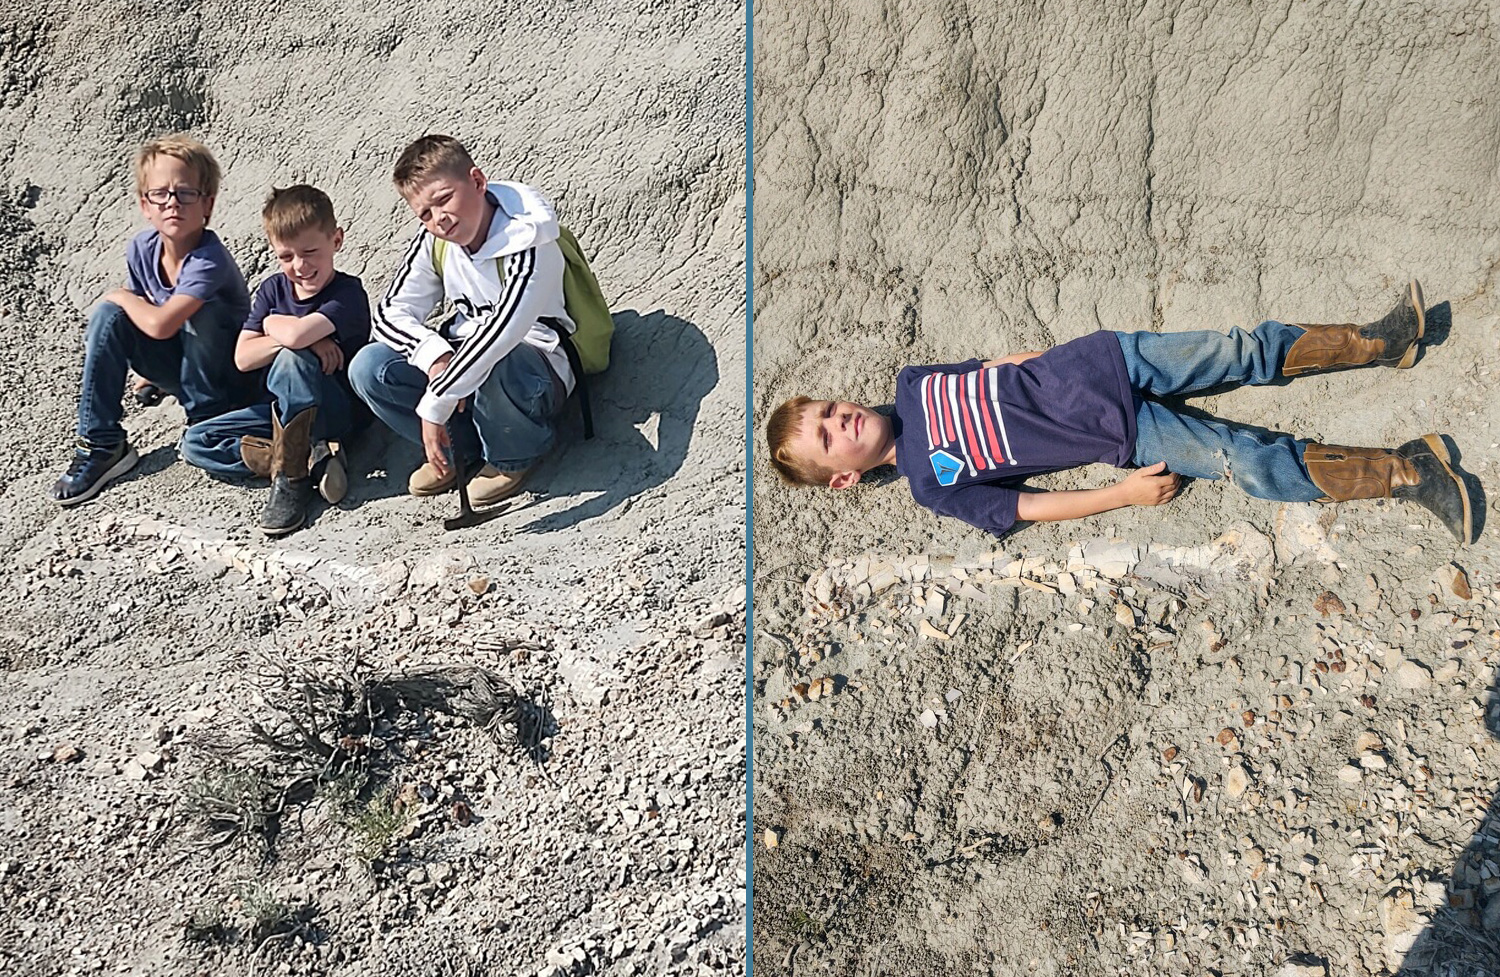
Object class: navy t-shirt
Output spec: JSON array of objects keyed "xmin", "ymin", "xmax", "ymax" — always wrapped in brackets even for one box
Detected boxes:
[
  {"xmin": 126, "ymin": 228, "xmax": 250, "ymax": 324},
  {"xmin": 242, "ymin": 271, "xmax": 371, "ymax": 364},
  {"xmin": 893, "ymin": 331, "xmax": 1138, "ymax": 537}
]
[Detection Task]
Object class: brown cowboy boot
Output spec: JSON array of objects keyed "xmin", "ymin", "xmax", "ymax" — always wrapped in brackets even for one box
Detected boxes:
[
  {"xmin": 259, "ymin": 407, "xmax": 317, "ymax": 537},
  {"xmin": 1282, "ymin": 280, "xmax": 1425, "ymax": 376},
  {"xmin": 1303, "ymin": 434, "xmax": 1473, "ymax": 544},
  {"xmin": 240, "ymin": 435, "xmax": 273, "ymax": 477}
]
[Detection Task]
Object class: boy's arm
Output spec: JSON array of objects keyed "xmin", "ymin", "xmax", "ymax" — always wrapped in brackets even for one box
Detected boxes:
[
  {"xmin": 102, "ymin": 289, "xmax": 204, "ymax": 340},
  {"xmin": 982, "ymin": 351, "xmax": 1044, "ymax": 368},
  {"xmin": 263, "ymin": 313, "xmax": 336, "ymax": 349},
  {"xmin": 235, "ymin": 329, "xmax": 284, "ymax": 372},
  {"xmin": 419, "ymin": 239, "xmax": 565, "ymax": 425},
  {"xmin": 371, "ymin": 232, "xmax": 450, "ymax": 371},
  {"xmin": 1015, "ymin": 462, "xmax": 1181, "ymax": 522}
]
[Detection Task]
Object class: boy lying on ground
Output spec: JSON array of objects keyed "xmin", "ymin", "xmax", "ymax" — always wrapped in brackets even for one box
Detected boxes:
[{"xmin": 766, "ymin": 281, "xmax": 1475, "ymax": 545}]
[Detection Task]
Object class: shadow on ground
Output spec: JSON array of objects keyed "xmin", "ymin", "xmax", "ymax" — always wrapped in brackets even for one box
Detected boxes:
[{"xmin": 1398, "ymin": 661, "xmax": 1500, "ymax": 973}]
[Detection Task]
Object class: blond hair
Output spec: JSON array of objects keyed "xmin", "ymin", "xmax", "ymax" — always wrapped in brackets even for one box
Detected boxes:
[
  {"xmin": 262, "ymin": 185, "xmax": 337, "ymax": 242},
  {"xmin": 765, "ymin": 396, "xmax": 836, "ymax": 487},
  {"xmin": 132, "ymin": 134, "xmax": 221, "ymax": 199},
  {"xmin": 392, "ymin": 134, "xmax": 477, "ymax": 195}
]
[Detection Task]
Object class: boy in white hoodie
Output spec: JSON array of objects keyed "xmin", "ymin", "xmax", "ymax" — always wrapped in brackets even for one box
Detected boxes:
[{"xmin": 351, "ymin": 135, "xmax": 576, "ymax": 504}]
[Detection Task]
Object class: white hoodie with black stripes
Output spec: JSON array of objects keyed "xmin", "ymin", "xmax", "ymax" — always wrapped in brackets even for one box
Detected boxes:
[{"xmin": 372, "ymin": 181, "xmax": 575, "ymax": 425}]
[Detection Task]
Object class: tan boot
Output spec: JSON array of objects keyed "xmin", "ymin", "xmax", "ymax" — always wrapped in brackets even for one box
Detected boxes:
[
  {"xmin": 260, "ymin": 407, "xmax": 317, "ymax": 537},
  {"xmin": 1283, "ymin": 280, "xmax": 1425, "ymax": 376},
  {"xmin": 311, "ymin": 441, "xmax": 347, "ymax": 504},
  {"xmin": 1304, "ymin": 434, "xmax": 1473, "ymax": 544},
  {"xmin": 408, "ymin": 462, "xmax": 456, "ymax": 496},
  {"xmin": 240, "ymin": 436, "xmax": 273, "ymax": 477},
  {"xmin": 469, "ymin": 464, "xmax": 532, "ymax": 506}
]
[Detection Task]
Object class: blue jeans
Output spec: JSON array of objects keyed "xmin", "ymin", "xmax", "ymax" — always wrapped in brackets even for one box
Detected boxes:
[
  {"xmin": 348, "ymin": 342, "xmax": 562, "ymax": 472},
  {"xmin": 180, "ymin": 347, "xmax": 366, "ymax": 477},
  {"xmin": 76, "ymin": 300, "xmax": 260, "ymax": 446},
  {"xmin": 1117, "ymin": 320, "xmax": 1323, "ymax": 502}
]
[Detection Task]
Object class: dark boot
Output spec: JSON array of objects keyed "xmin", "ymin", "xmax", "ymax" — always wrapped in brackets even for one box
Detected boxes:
[
  {"xmin": 259, "ymin": 407, "xmax": 317, "ymax": 537},
  {"xmin": 1283, "ymin": 279, "xmax": 1425, "ymax": 376},
  {"xmin": 240, "ymin": 436, "xmax": 273, "ymax": 477},
  {"xmin": 1304, "ymin": 434, "xmax": 1473, "ymax": 544}
]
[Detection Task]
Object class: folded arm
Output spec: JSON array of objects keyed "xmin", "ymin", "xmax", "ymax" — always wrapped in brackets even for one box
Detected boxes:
[
  {"xmin": 262, "ymin": 313, "xmax": 336, "ymax": 349},
  {"xmin": 104, "ymin": 289, "xmax": 203, "ymax": 340},
  {"xmin": 371, "ymin": 232, "xmax": 452, "ymax": 373}
]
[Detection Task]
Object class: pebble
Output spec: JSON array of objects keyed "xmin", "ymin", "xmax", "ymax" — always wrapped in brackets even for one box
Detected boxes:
[
  {"xmin": 1225, "ymin": 765, "xmax": 1251, "ymax": 799},
  {"xmin": 1396, "ymin": 661, "xmax": 1432, "ymax": 689},
  {"xmin": 51, "ymin": 744, "xmax": 83, "ymax": 763},
  {"xmin": 763, "ymin": 828, "xmax": 781, "ymax": 849}
]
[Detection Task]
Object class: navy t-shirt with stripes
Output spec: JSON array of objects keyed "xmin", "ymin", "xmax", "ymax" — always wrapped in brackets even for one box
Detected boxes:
[{"xmin": 893, "ymin": 331, "xmax": 1138, "ymax": 537}]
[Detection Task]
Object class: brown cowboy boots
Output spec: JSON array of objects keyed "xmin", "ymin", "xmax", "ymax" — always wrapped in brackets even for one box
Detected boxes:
[
  {"xmin": 259, "ymin": 407, "xmax": 317, "ymax": 537},
  {"xmin": 241, "ymin": 432, "xmax": 346, "ymax": 505},
  {"xmin": 1283, "ymin": 280, "xmax": 1425, "ymax": 376},
  {"xmin": 1303, "ymin": 435, "xmax": 1474, "ymax": 544}
]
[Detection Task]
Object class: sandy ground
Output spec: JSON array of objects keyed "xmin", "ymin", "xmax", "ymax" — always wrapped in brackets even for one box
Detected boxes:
[
  {"xmin": 752, "ymin": 3, "xmax": 1500, "ymax": 975},
  {"xmin": 0, "ymin": 2, "xmax": 745, "ymax": 974}
]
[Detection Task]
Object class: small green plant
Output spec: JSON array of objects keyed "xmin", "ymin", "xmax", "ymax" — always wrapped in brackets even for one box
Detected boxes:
[
  {"xmin": 786, "ymin": 908, "xmax": 826, "ymax": 937},
  {"xmin": 321, "ymin": 778, "xmax": 411, "ymax": 864},
  {"xmin": 237, "ymin": 881, "xmax": 295, "ymax": 943},
  {"xmin": 183, "ymin": 899, "xmax": 229, "ymax": 944},
  {"xmin": 184, "ymin": 764, "xmax": 275, "ymax": 848}
]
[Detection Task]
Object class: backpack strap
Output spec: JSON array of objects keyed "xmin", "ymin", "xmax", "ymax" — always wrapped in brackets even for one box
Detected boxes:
[{"xmin": 541, "ymin": 316, "xmax": 593, "ymax": 440}]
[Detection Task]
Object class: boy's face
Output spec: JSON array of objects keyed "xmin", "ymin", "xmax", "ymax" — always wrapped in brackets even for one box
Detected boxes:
[
  {"xmin": 270, "ymin": 227, "xmax": 343, "ymax": 300},
  {"xmin": 790, "ymin": 400, "xmax": 894, "ymax": 488},
  {"xmin": 138, "ymin": 155, "xmax": 213, "ymax": 243},
  {"xmin": 401, "ymin": 167, "xmax": 491, "ymax": 251}
]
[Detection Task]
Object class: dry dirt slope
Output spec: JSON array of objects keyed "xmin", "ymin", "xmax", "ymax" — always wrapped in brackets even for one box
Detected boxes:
[
  {"xmin": 0, "ymin": 1, "xmax": 745, "ymax": 975},
  {"xmin": 753, "ymin": 2, "xmax": 1500, "ymax": 975}
]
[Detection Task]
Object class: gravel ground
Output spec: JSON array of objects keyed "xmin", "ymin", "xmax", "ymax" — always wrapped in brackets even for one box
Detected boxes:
[
  {"xmin": 751, "ymin": 2, "xmax": 1500, "ymax": 974},
  {"xmin": 0, "ymin": 1, "xmax": 746, "ymax": 973}
]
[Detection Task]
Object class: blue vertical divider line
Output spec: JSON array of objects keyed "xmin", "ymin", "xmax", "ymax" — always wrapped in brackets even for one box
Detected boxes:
[{"xmin": 743, "ymin": 0, "xmax": 755, "ymax": 969}]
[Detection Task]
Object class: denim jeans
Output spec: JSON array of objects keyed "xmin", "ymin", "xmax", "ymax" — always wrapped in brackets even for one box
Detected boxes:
[
  {"xmin": 180, "ymin": 347, "xmax": 366, "ymax": 477},
  {"xmin": 76, "ymin": 300, "xmax": 260, "ymax": 447},
  {"xmin": 348, "ymin": 342, "xmax": 562, "ymax": 472},
  {"xmin": 1117, "ymin": 320, "xmax": 1323, "ymax": 502}
]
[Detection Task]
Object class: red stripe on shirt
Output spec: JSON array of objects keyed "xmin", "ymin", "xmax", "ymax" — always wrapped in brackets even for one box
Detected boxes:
[
  {"xmin": 958, "ymin": 373, "xmax": 987, "ymax": 471},
  {"xmin": 977, "ymin": 368, "xmax": 1006, "ymax": 464}
]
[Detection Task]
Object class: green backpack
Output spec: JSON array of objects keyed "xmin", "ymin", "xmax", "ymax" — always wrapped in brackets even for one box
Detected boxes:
[{"xmin": 431, "ymin": 225, "xmax": 613, "ymax": 374}]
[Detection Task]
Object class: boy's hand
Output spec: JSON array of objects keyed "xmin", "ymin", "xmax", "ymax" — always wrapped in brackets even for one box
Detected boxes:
[
  {"xmin": 421, "ymin": 419, "xmax": 452, "ymax": 478},
  {"xmin": 1119, "ymin": 461, "xmax": 1182, "ymax": 506},
  {"xmin": 309, "ymin": 336, "xmax": 344, "ymax": 375}
]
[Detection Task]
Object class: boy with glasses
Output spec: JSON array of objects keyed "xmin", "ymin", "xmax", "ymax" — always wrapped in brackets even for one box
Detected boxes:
[{"xmin": 51, "ymin": 134, "xmax": 255, "ymax": 505}]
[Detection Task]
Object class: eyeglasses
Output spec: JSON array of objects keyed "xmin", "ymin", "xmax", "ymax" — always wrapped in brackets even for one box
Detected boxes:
[{"xmin": 142, "ymin": 187, "xmax": 206, "ymax": 206}]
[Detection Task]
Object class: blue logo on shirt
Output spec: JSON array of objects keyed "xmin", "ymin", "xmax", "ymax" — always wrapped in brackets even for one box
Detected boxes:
[{"xmin": 929, "ymin": 449, "xmax": 962, "ymax": 486}]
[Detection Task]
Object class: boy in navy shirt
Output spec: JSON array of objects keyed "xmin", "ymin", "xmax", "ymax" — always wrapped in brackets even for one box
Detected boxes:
[
  {"xmin": 766, "ymin": 282, "xmax": 1475, "ymax": 545},
  {"xmin": 181, "ymin": 185, "xmax": 370, "ymax": 535},
  {"xmin": 51, "ymin": 134, "xmax": 255, "ymax": 506}
]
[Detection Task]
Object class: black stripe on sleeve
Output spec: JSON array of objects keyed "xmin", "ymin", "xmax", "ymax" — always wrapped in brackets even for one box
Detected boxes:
[{"xmin": 430, "ymin": 248, "xmax": 535, "ymax": 398}]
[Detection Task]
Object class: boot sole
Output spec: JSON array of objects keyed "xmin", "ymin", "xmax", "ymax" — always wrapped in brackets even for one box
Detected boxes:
[
  {"xmin": 1397, "ymin": 279, "xmax": 1425, "ymax": 369},
  {"xmin": 318, "ymin": 444, "xmax": 348, "ymax": 504},
  {"xmin": 260, "ymin": 518, "xmax": 306, "ymax": 538},
  {"xmin": 57, "ymin": 445, "xmax": 140, "ymax": 507},
  {"xmin": 1420, "ymin": 433, "xmax": 1472, "ymax": 545}
]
